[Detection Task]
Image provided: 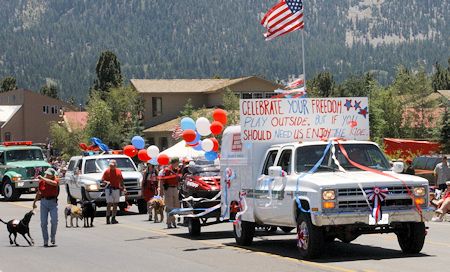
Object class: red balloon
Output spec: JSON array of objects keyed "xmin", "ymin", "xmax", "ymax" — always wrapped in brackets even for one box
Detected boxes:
[
  {"xmin": 213, "ymin": 109, "xmax": 227, "ymax": 125},
  {"xmin": 211, "ymin": 138, "xmax": 219, "ymax": 152},
  {"xmin": 210, "ymin": 121, "xmax": 224, "ymax": 135},
  {"xmin": 79, "ymin": 143, "xmax": 88, "ymax": 150},
  {"xmin": 123, "ymin": 145, "xmax": 137, "ymax": 157},
  {"xmin": 157, "ymin": 154, "xmax": 170, "ymax": 165},
  {"xmin": 138, "ymin": 149, "xmax": 151, "ymax": 161},
  {"xmin": 182, "ymin": 129, "xmax": 197, "ymax": 142}
]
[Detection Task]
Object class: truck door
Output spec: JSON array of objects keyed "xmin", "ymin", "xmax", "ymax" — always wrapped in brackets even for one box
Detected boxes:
[
  {"xmin": 255, "ymin": 149, "xmax": 279, "ymax": 224},
  {"xmin": 272, "ymin": 147, "xmax": 295, "ymax": 225}
]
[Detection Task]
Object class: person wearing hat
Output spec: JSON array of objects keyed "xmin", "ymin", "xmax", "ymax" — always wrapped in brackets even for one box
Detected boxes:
[
  {"xmin": 432, "ymin": 181, "xmax": 450, "ymax": 222},
  {"xmin": 403, "ymin": 159, "xmax": 415, "ymax": 175},
  {"xmin": 33, "ymin": 168, "xmax": 60, "ymax": 247},
  {"xmin": 158, "ymin": 157, "xmax": 181, "ymax": 228},
  {"xmin": 101, "ymin": 159, "xmax": 126, "ymax": 224}
]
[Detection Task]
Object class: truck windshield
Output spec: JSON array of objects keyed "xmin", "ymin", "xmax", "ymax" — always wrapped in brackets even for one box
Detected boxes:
[
  {"xmin": 296, "ymin": 144, "xmax": 391, "ymax": 173},
  {"xmin": 6, "ymin": 149, "xmax": 44, "ymax": 162},
  {"xmin": 84, "ymin": 158, "xmax": 137, "ymax": 174}
]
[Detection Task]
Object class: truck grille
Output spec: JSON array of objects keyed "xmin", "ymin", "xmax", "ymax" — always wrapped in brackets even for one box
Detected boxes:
[
  {"xmin": 337, "ymin": 186, "xmax": 411, "ymax": 197},
  {"xmin": 123, "ymin": 178, "xmax": 140, "ymax": 191},
  {"xmin": 338, "ymin": 199, "xmax": 413, "ymax": 209}
]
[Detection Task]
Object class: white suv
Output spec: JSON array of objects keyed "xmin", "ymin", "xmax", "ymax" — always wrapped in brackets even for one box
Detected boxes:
[{"xmin": 65, "ymin": 154, "xmax": 146, "ymax": 213}]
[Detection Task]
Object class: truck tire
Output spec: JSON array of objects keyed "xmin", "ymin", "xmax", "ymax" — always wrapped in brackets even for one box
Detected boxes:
[
  {"xmin": 296, "ymin": 212, "xmax": 324, "ymax": 259},
  {"xmin": 188, "ymin": 218, "xmax": 201, "ymax": 236},
  {"xmin": 233, "ymin": 220, "xmax": 255, "ymax": 246},
  {"xmin": 137, "ymin": 199, "xmax": 148, "ymax": 214},
  {"xmin": 280, "ymin": 227, "xmax": 295, "ymax": 233},
  {"xmin": 396, "ymin": 222, "xmax": 426, "ymax": 254},
  {"xmin": 66, "ymin": 185, "xmax": 77, "ymax": 205},
  {"xmin": 2, "ymin": 179, "xmax": 21, "ymax": 201}
]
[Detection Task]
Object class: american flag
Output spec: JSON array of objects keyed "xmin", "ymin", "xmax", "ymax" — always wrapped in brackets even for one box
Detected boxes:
[
  {"xmin": 261, "ymin": 0, "xmax": 304, "ymax": 41},
  {"xmin": 171, "ymin": 125, "xmax": 183, "ymax": 140},
  {"xmin": 286, "ymin": 74, "xmax": 305, "ymax": 89}
]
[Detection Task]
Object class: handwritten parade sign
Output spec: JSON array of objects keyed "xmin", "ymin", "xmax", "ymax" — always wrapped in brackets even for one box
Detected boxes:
[{"xmin": 239, "ymin": 97, "xmax": 369, "ymax": 143}]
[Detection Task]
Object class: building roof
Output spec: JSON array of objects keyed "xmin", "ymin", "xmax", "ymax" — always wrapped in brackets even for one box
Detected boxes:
[
  {"xmin": 0, "ymin": 105, "xmax": 22, "ymax": 127},
  {"xmin": 131, "ymin": 76, "xmax": 280, "ymax": 94},
  {"xmin": 63, "ymin": 111, "xmax": 88, "ymax": 132},
  {"xmin": 437, "ymin": 90, "xmax": 450, "ymax": 101},
  {"xmin": 143, "ymin": 117, "xmax": 181, "ymax": 133}
]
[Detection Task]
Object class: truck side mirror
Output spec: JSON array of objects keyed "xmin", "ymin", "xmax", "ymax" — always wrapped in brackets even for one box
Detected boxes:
[
  {"xmin": 392, "ymin": 161, "xmax": 404, "ymax": 174},
  {"xmin": 268, "ymin": 166, "xmax": 283, "ymax": 177}
]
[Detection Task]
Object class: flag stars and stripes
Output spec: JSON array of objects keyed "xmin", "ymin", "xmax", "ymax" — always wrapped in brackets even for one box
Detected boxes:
[{"xmin": 261, "ymin": 0, "xmax": 304, "ymax": 41}]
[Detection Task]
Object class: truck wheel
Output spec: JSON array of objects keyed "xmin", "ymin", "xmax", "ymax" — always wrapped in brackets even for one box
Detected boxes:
[
  {"xmin": 66, "ymin": 185, "xmax": 77, "ymax": 205},
  {"xmin": 188, "ymin": 218, "xmax": 201, "ymax": 236},
  {"xmin": 233, "ymin": 220, "xmax": 255, "ymax": 246},
  {"xmin": 296, "ymin": 212, "xmax": 324, "ymax": 259},
  {"xmin": 137, "ymin": 199, "xmax": 148, "ymax": 214},
  {"xmin": 2, "ymin": 179, "xmax": 21, "ymax": 201},
  {"xmin": 280, "ymin": 227, "xmax": 294, "ymax": 233},
  {"xmin": 396, "ymin": 222, "xmax": 426, "ymax": 254}
]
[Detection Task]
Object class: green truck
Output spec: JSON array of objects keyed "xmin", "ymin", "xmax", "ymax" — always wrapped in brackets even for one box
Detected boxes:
[{"xmin": 0, "ymin": 142, "xmax": 50, "ymax": 201}]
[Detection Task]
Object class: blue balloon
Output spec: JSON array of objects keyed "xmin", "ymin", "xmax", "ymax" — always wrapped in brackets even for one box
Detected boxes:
[
  {"xmin": 187, "ymin": 132, "xmax": 201, "ymax": 145},
  {"xmin": 90, "ymin": 137, "xmax": 102, "ymax": 146},
  {"xmin": 205, "ymin": 151, "xmax": 218, "ymax": 161},
  {"xmin": 131, "ymin": 136, "xmax": 145, "ymax": 149},
  {"xmin": 193, "ymin": 143, "xmax": 203, "ymax": 151},
  {"xmin": 180, "ymin": 117, "xmax": 196, "ymax": 131},
  {"xmin": 149, "ymin": 158, "xmax": 158, "ymax": 166},
  {"xmin": 98, "ymin": 143, "xmax": 109, "ymax": 152}
]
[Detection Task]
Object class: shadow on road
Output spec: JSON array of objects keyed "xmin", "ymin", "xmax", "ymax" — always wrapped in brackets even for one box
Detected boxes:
[
  {"xmin": 0, "ymin": 197, "xmax": 35, "ymax": 202},
  {"xmin": 171, "ymin": 229, "xmax": 293, "ymax": 241},
  {"xmin": 94, "ymin": 210, "xmax": 140, "ymax": 217},
  {"xmin": 226, "ymin": 239, "xmax": 432, "ymax": 262},
  {"xmin": 124, "ymin": 236, "xmax": 166, "ymax": 242}
]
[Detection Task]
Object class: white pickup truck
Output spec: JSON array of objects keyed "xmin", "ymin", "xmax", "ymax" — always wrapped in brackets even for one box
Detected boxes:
[
  {"xmin": 220, "ymin": 126, "xmax": 434, "ymax": 259},
  {"xmin": 65, "ymin": 154, "xmax": 147, "ymax": 213}
]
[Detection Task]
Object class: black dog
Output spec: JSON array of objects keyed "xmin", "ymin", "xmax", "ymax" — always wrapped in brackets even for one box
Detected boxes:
[
  {"xmin": 81, "ymin": 201, "xmax": 96, "ymax": 227},
  {"xmin": 0, "ymin": 210, "xmax": 35, "ymax": 246}
]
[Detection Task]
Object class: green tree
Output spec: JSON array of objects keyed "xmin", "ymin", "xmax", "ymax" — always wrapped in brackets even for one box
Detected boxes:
[
  {"xmin": 309, "ymin": 72, "xmax": 335, "ymax": 97},
  {"xmin": 333, "ymin": 73, "xmax": 375, "ymax": 97},
  {"xmin": 92, "ymin": 51, "xmax": 123, "ymax": 99},
  {"xmin": 1, "ymin": 76, "xmax": 17, "ymax": 93},
  {"xmin": 222, "ymin": 88, "xmax": 239, "ymax": 125},
  {"xmin": 86, "ymin": 92, "xmax": 119, "ymax": 147},
  {"xmin": 440, "ymin": 108, "xmax": 450, "ymax": 153},
  {"xmin": 431, "ymin": 60, "xmax": 450, "ymax": 91},
  {"xmin": 40, "ymin": 84, "xmax": 59, "ymax": 99},
  {"xmin": 49, "ymin": 123, "xmax": 86, "ymax": 161},
  {"xmin": 180, "ymin": 98, "xmax": 194, "ymax": 117}
]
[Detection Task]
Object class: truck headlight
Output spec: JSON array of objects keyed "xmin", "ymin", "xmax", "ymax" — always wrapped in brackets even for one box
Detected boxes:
[
  {"xmin": 12, "ymin": 176, "xmax": 22, "ymax": 181},
  {"xmin": 413, "ymin": 187, "xmax": 426, "ymax": 197},
  {"xmin": 322, "ymin": 190, "xmax": 336, "ymax": 200},
  {"xmin": 86, "ymin": 184, "xmax": 99, "ymax": 191}
]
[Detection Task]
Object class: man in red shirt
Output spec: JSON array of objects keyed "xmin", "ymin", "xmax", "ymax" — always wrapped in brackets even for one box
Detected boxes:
[
  {"xmin": 158, "ymin": 158, "xmax": 181, "ymax": 228},
  {"xmin": 33, "ymin": 168, "xmax": 60, "ymax": 247},
  {"xmin": 102, "ymin": 160, "xmax": 125, "ymax": 224}
]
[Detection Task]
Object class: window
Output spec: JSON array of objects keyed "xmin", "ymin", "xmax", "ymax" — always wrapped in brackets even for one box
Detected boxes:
[
  {"xmin": 277, "ymin": 149, "xmax": 292, "ymax": 175},
  {"xmin": 43, "ymin": 106, "xmax": 49, "ymax": 114},
  {"xmin": 160, "ymin": 137, "xmax": 168, "ymax": 150},
  {"xmin": 253, "ymin": 92, "xmax": 263, "ymax": 99},
  {"xmin": 67, "ymin": 160, "xmax": 76, "ymax": 171},
  {"xmin": 152, "ymin": 97, "xmax": 162, "ymax": 117},
  {"xmin": 147, "ymin": 137, "xmax": 155, "ymax": 146},
  {"xmin": 241, "ymin": 93, "xmax": 253, "ymax": 99},
  {"xmin": 0, "ymin": 152, "xmax": 4, "ymax": 164},
  {"xmin": 262, "ymin": 150, "xmax": 278, "ymax": 175},
  {"xmin": 265, "ymin": 92, "xmax": 276, "ymax": 98},
  {"xmin": 4, "ymin": 132, "xmax": 11, "ymax": 141}
]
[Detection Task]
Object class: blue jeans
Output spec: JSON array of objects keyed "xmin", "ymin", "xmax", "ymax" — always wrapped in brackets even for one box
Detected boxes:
[{"xmin": 40, "ymin": 198, "xmax": 58, "ymax": 244}]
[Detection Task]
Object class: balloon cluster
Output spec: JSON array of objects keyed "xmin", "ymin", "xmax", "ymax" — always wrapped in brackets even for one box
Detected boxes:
[
  {"xmin": 123, "ymin": 136, "xmax": 170, "ymax": 166},
  {"xmin": 179, "ymin": 109, "xmax": 227, "ymax": 161},
  {"xmin": 79, "ymin": 138, "xmax": 109, "ymax": 152}
]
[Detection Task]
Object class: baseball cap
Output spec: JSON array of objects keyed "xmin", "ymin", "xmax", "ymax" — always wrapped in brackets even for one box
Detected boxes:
[{"xmin": 44, "ymin": 168, "xmax": 57, "ymax": 176}]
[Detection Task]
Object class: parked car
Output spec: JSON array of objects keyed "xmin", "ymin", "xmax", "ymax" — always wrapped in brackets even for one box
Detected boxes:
[
  {"xmin": 0, "ymin": 141, "xmax": 51, "ymax": 201},
  {"xmin": 65, "ymin": 154, "xmax": 147, "ymax": 213},
  {"xmin": 412, "ymin": 155, "xmax": 449, "ymax": 185}
]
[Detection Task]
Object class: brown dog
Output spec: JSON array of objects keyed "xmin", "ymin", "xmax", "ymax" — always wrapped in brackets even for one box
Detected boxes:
[
  {"xmin": 148, "ymin": 197, "xmax": 165, "ymax": 223},
  {"xmin": 65, "ymin": 205, "xmax": 83, "ymax": 227}
]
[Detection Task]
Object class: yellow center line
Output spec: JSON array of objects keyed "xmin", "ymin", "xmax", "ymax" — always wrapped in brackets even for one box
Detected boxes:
[{"xmin": 117, "ymin": 222, "xmax": 357, "ymax": 272}]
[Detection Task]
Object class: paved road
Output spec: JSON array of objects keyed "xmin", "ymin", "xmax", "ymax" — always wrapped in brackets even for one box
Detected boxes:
[{"xmin": 0, "ymin": 187, "xmax": 449, "ymax": 272}]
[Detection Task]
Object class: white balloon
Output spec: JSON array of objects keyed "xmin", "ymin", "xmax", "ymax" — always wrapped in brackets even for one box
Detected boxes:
[
  {"xmin": 147, "ymin": 145, "xmax": 160, "ymax": 158},
  {"xmin": 201, "ymin": 139, "xmax": 214, "ymax": 152},
  {"xmin": 196, "ymin": 117, "xmax": 211, "ymax": 136}
]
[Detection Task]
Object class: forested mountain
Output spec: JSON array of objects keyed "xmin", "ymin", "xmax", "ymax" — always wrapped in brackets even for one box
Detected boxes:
[{"xmin": 0, "ymin": 0, "xmax": 449, "ymax": 103}]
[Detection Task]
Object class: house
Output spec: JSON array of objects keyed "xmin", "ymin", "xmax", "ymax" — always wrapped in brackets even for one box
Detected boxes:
[
  {"xmin": 131, "ymin": 76, "xmax": 282, "ymax": 148},
  {"xmin": 0, "ymin": 89, "xmax": 76, "ymax": 143}
]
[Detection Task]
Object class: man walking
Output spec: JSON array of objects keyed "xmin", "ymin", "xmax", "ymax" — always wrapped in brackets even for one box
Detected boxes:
[
  {"xmin": 434, "ymin": 156, "xmax": 450, "ymax": 191},
  {"xmin": 102, "ymin": 160, "xmax": 126, "ymax": 224},
  {"xmin": 33, "ymin": 168, "xmax": 60, "ymax": 247},
  {"xmin": 158, "ymin": 158, "xmax": 181, "ymax": 228}
]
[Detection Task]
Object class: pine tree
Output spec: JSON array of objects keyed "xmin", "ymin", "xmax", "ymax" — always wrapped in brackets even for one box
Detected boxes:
[
  {"xmin": 180, "ymin": 98, "xmax": 194, "ymax": 117},
  {"xmin": 1, "ymin": 76, "xmax": 17, "ymax": 93},
  {"xmin": 92, "ymin": 51, "xmax": 123, "ymax": 100},
  {"xmin": 440, "ymin": 108, "xmax": 450, "ymax": 153},
  {"xmin": 40, "ymin": 84, "xmax": 59, "ymax": 99}
]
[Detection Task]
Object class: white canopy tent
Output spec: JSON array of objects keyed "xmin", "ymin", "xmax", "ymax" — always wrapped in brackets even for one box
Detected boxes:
[{"xmin": 160, "ymin": 140, "xmax": 205, "ymax": 159}]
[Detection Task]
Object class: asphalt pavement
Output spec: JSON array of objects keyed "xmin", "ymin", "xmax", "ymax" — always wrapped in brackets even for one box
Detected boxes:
[{"xmin": 0, "ymin": 187, "xmax": 449, "ymax": 272}]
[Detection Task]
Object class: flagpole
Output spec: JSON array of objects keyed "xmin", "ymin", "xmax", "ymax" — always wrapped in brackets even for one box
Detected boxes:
[{"xmin": 301, "ymin": 28, "xmax": 306, "ymax": 88}]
